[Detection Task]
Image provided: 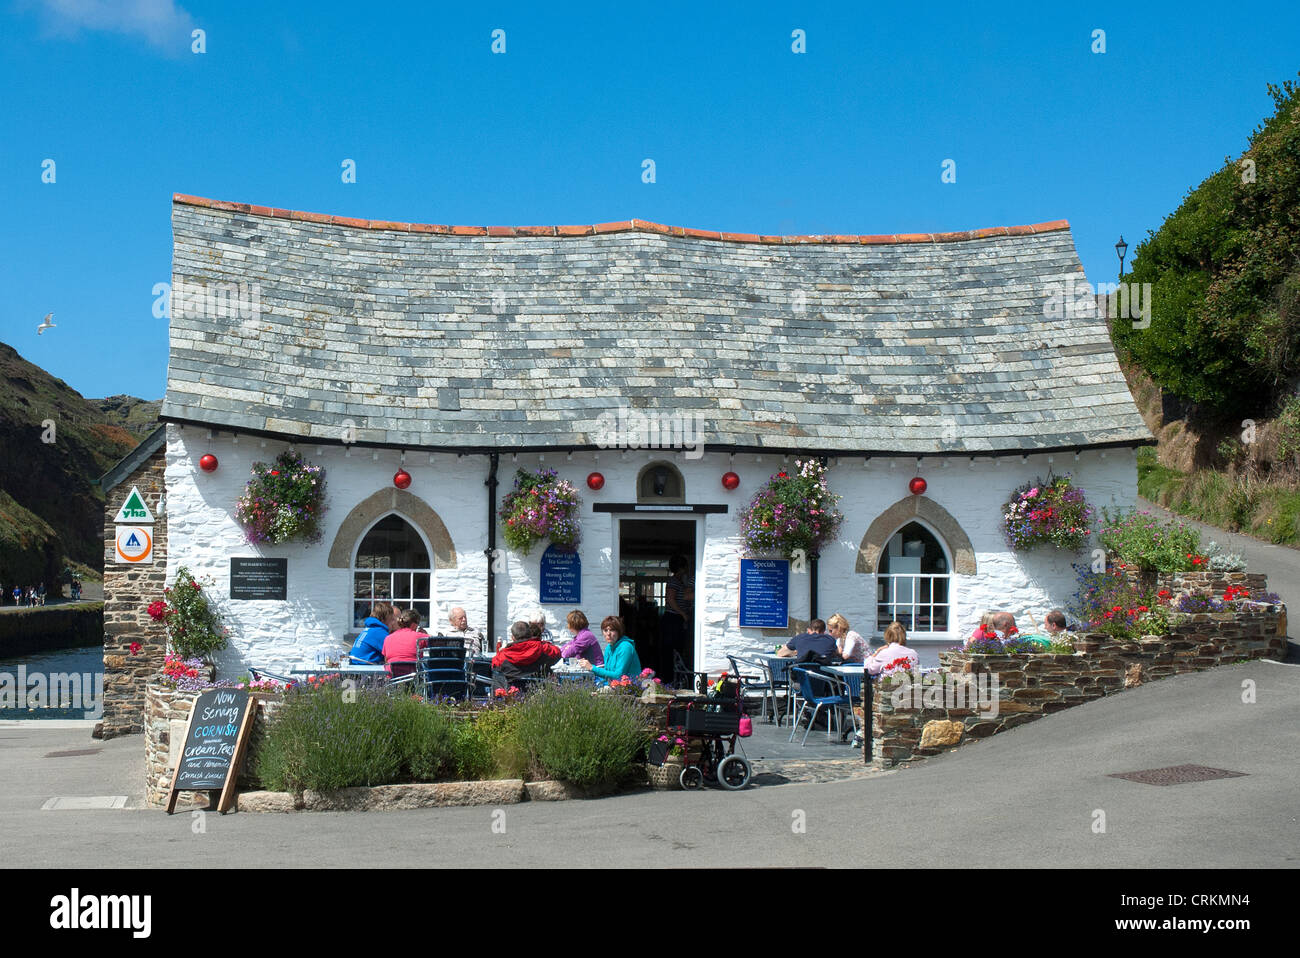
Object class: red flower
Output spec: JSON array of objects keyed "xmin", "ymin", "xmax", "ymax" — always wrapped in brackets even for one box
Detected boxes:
[{"xmin": 129, "ymin": 642, "xmax": 141, "ymax": 655}]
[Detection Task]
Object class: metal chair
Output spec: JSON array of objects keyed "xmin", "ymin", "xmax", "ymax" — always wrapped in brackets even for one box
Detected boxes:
[
  {"xmin": 727, "ymin": 655, "xmax": 777, "ymax": 722},
  {"xmin": 417, "ymin": 636, "xmax": 469, "ymax": 700},
  {"xmin": 788, "ymin": 667, "xmax": 854, "ymax": 746}
]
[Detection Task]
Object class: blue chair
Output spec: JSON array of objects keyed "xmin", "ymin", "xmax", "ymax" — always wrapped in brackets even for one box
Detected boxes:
[
  {"xmin": 417, "ymin": 636, "xmax": 469, "ymax": 700},
  {"xmin": 788, "ymin": 667, "xmax": 853, "ymax": 746}
]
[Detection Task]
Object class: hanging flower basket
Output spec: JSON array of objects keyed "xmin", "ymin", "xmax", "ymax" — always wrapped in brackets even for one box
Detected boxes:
[
  {"xmin": 499, "ymin": 468, "xmax": 582, "ymax": 555},
  {"xmin": 235, "ymin": 450, "xmax": 327, "ymax": 545},
  {"xmin": 738, "ymin": 458, "xmax": 844, "ymax": 559},
  {"xmin": 1002, "ymin": 473, "xmax": 1092, "ymax": 552}
]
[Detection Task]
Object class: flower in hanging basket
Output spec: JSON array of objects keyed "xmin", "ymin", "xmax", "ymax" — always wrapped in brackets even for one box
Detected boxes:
[
  {"xmin": 738, "ymin": 458, "xmax": 844, "ymax": 559},
  {"xmin": 235, "ymin": 450, "xmax": 327, "ymax": 545},
  {"xmin": 498, "ymin": 468, "xmax": 582, "ymax": 555},
  {"xmin": 1002, "ymin": 474, "xmax": 1092, "ymax": 552}
]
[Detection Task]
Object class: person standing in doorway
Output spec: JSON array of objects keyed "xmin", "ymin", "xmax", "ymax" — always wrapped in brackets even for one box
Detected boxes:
[{"xmin": 659, "ymin": 555, "xmax": 693, "ymax": 673}]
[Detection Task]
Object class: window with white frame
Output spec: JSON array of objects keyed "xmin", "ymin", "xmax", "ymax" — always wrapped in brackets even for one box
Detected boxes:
[
  {"xmin": 876, "ymin": 521, "xmax": 951, "ymax": 637},
  {"xmin": 351, "ymin": 514, "xmax": 433, "ymax": 631}
]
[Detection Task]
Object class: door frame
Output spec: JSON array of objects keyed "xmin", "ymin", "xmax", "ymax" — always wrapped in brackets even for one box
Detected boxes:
[{"xmin": 612, "ymin": 513, "xmax": 705, "ymax": 669}]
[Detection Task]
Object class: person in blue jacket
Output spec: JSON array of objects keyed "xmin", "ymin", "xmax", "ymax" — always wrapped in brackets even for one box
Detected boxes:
[
  {"xmin": 582, "ymin": 615, "xmax": 642, "ymax": 684},
  {"xmin": 350, "ymin": 602, "xmax": 397, "ymax": 664}
]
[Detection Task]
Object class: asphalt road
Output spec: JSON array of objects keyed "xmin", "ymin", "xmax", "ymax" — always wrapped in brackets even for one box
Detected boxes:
[{"xmin": 3, "ymin": 656, "xmax": 1297, "ymax": 869}]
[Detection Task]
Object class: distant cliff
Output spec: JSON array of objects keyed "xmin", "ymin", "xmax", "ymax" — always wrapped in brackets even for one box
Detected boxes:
[{"xmin": 0, "ymin": 341, "xmax": 161, "ymax": 586}]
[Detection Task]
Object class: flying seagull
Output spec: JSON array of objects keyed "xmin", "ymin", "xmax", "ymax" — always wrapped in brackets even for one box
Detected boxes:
[{"xmin": 37, "ymin": 313, "xmax": 55, "ymax": 335}]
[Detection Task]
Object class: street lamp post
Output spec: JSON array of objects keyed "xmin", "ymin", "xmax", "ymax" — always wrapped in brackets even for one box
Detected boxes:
[{"xmin": 1115, "ymin": 235, "xmax": 1128, "ymax": 280}]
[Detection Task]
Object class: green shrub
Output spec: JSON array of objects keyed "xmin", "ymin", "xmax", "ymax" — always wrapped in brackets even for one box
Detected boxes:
[
  {"xmin": 515, "ymin": 682, "xmax": 651, "ymax": 790},
  {"xmin": 1276, "ymin": 396, "xmax": 1300, "ymax": 462},
  {"xmin": 1097, "ymin": 508, "xmax": 1202, "ymax": 573},
  {"xmin": 447, "ymin": 707, "xmax": 530, "ymax": 781},
  {"xmin": 252, "ymin": 686, "xmax": 456, "ymax": 791}
]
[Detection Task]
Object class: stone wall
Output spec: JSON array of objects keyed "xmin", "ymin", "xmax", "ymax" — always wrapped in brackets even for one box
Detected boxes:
[
  {"xmin": 165, "ymin": 423, "xmax": 1138, "ymax": 675},
  {"xmin": 144, "ymin": 683, "xmax": 276, "ymax": 807},
  {"xmin": 873, "ymin": 604, "xmax": 1286, "ymax": 766},
  {"xmin": 98, "ymin": 445, "xmax": 168, "ymax": 739},
  {"xmin": 1121, "ymin": 568, "xmax": 1270, "ymax": 597}
]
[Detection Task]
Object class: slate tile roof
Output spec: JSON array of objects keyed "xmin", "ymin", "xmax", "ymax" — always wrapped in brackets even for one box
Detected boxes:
[{"xmin": 162, "ymin": 195, "xmax": 1152, "ymax": 454}]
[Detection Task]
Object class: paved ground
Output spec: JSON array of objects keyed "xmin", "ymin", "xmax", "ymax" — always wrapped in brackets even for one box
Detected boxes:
[
  {"xmin": 0, "ymin": 581, "xmax": 101, "ymax": 614},
  {"xmin": 1138, "ymin": 496, "xmax": 1300, "ymax": 603},
  {"xmin": 3, "ymin": 656, "xmax": 1295, "ymax": 868}
]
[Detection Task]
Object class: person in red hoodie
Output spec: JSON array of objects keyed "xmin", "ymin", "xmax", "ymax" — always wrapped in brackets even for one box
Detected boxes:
[
  {"xmin": 382, "ymin": 608, "xmax": 427, "ymax": 676},
  {"xmin": 491, "ymin": 620, "xmax": 561, "ymax": 691}
]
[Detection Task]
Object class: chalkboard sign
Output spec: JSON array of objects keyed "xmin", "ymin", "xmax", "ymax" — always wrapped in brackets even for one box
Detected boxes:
[
  {"xmin": 230, "ymin": 557, "xmax": 288, "ymax": 600},
  {"xmin": 539, "ymin": 544, "xmax": 581, "ymax": 604},
  {"xmin": 165, "ymin": 688, "xmax": 256, "ymax": 814},
  {"xmin": 738, "ymin": 559, "xmax": 790, "ymax": 628}
]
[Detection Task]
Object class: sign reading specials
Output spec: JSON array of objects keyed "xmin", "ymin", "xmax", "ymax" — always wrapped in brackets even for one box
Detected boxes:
[{"xmin": 113, "ymin": 486, "xmax": 155, "ymax": 564}]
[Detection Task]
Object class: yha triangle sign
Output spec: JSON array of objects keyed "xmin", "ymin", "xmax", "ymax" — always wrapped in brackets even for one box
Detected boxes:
[{"xmin": 113, "ymin": 486, "xmax": 154, "ymax": 524}]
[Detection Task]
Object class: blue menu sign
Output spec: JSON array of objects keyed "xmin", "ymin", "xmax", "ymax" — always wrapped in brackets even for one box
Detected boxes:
[
  {"xmin": 739, "ymin": 559, "xmax": 790, "ymax": 628},
  {"xmin": 539, "ymin": 544, "xmax": 581, "ymax": 604}
]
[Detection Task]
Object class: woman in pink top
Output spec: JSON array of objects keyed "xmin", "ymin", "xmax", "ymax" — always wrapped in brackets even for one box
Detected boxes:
[
  {"xmin": 381, "ymin": 608, "xmax": 427, "ymax": 674},
  {"xmin": 865, "ymin": 621, "xmax": 920, "ymax": 676}
]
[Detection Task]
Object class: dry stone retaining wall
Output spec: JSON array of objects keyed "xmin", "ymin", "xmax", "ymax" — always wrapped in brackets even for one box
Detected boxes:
[{"xmin": 873, "ymin": 602, "xmax": 1286, "ymax": 767}]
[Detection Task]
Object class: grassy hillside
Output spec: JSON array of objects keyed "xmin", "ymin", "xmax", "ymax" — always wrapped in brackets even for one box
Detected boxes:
[{"xmin": 0, "ymin": 341, "xmax": 161, "ymax": 580}]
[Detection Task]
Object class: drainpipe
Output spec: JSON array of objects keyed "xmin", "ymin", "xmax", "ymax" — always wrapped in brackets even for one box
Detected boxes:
[
  {"xmin": 809, "ymin": 553, "xmax": 819, "ymax": 621},
  {"xmin": 485, "ymin": 453, "xmax": 500, "ymax": 651}
]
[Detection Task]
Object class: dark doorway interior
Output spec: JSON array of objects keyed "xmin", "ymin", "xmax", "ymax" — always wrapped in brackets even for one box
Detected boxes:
[{"xmin": 618, "ymin": 519, "xmax": 696, "ymax": 677}]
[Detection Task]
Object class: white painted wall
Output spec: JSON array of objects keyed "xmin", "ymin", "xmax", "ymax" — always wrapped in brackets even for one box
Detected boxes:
[{"xmin": 164, "ymin": 423, "xmax": 1137, "ymax": 675}]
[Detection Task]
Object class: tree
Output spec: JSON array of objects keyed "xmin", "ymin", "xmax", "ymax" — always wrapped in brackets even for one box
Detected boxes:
[{"xmin": 1113, "ymin": 74, "xmax": 1300, "ymax": 418}]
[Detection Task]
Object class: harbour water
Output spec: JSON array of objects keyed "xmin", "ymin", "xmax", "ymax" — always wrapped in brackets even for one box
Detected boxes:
[{"xmin": 0, "ymin": 645, "xmax": 104, "ymax": 720}]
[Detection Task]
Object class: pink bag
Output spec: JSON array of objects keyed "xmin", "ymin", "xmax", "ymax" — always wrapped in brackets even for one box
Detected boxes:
[{"xmin": 738, "ymin": 715, "xmax": 753, "ymax": 737}]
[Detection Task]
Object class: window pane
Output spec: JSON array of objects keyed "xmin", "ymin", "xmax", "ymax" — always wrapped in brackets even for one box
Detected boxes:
[
  {"xmin": 413, "ymin": 573, "xmax": 431, "ymax": 601},
  {"xmin": 356, "ymin": 515, "xmax": 431, "ymax": 569},
  {"xmin": 354, "ymin": 573, "xmax": 373, "ymax": 599},
  {"xmin": 393, "ymin": 573, "xmax": 411, "ymax": 600}
]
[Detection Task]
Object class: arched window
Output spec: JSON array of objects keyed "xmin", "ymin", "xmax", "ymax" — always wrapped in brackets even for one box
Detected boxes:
[
  {"xmin": 351, "ymin": 514, "xmax": 433, "ymax": 631},
  {"xmin": 876, "ymin": 521, "xmax": 951, "ymax": 637},
  {"xmin": 637, "ymin": 461, "xmax": 685, "ymax": 504}
]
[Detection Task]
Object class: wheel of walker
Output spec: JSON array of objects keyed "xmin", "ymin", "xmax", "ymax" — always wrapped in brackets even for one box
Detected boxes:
[
  {"xmin": 679, "ymin": 765, "xmax": 705, "ymax": 790},
  {"xmin": 716, "ymin": 755, "xmax": 751, "ymax": 790}
]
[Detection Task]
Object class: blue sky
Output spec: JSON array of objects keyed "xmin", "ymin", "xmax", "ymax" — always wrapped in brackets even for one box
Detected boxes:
[{"xmin": 2, "ymin": 0, "xmax": 1297, "ymax": 400}]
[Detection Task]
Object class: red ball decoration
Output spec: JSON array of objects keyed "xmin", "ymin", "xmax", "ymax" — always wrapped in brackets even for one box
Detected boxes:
[
  {"xmin": 909, "ymin": 477, "xmax": 927, "ymax": 496},
  {"xmin": 394, "ymin": 468, "xmax": 412, "ymax": 489},
  {"xmin": 722, "ymin": 471, "xmax": 741, "ymax": 491},
  {"xmin": 586, "ymin": 471, "xmax": 605, "ymax": 490},
  {"xmin": 199, "ymin": 454, "xmax": 218, "ymax": 472}
]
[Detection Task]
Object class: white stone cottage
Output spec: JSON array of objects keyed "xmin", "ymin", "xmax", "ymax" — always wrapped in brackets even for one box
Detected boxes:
[{"xmin": 153, "ymin": 193, "xmax": 1152, "ymax": 677}]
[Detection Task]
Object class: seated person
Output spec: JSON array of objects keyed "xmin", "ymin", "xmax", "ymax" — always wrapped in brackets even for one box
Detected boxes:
[
  {"xmin": 560, "ymin": 609, "xmax": 603, "ymax": 666},
  {"xmin": 827, "ymin": 613, "xmax": 867, "ymax": 662},
  {"xmin": 350, "ymin": 602, "xmax": 397, "ymax": 665},
  {"xmin": 492, "ymin": 620, "xmax": 562, "ymax": 689},
  {"xmin": 520, "ymin": 607, "xmax": 556, "ymax": 644},
  {"xmin": 776, "ymin": 619, "xmax": 841, "ymax": 665},
  {"xmin": 1020, "ymin": 609, "xmax": 1070, "ymax": 647},
  {"xmin": 582, "ymin": 615, "xmax": 642, "ymax": 684},
  {"xmin": 446, "ymin": 606, "xmax": 487, "ymax": 657},
  {"xmin": 865, "ymin": 621, "xmax": 920, "ymax": 675},
  {"xmin": 991, "ymin": 611, "xmax": 1020, "ymax": 640},
  {"xmin": 381, "ymin": 608, "xmax": 426, "ymax": 675},
  {"xmin": 970, "ymin": 612, "xmax": 998, "ymax": 641}
]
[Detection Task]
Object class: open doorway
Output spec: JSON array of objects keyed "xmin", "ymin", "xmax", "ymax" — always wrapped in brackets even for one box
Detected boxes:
[{"xmin": 618, "ymin": 519, "xmax": 697, "ymax": 677}]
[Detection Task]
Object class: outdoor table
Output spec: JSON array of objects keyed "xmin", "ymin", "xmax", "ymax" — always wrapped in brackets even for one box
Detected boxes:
[
  {"xmin": 757, "ymin": 655, "xmax": 797, "ymax": 725},
  {"xmin": 289, "ymin": 662, "xmax": 389, "ymax": 677}
]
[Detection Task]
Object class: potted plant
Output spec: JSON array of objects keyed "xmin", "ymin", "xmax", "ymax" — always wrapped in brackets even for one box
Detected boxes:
[
  {"xmin": 646, "ymin": 734, "xmax": 688, "ymax": 789},
  {"xmin": 235, "ymin": 449, "xmax": 327, "ymax": 545},
  {"xmin": 498, "ymin": 468, "xmax": 582, "ymax": 555},
  {"xmin": 738, "ymin": 458, "xmax": 844, "ymax": 560}
]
